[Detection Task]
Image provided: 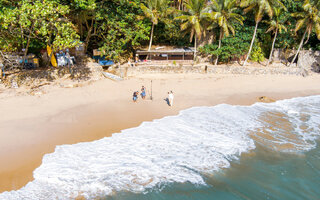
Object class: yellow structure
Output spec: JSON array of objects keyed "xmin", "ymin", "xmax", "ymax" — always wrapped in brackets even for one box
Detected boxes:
[{"xmin": 47, "ymin": 45, "xmax": 57, "ymax": 67}]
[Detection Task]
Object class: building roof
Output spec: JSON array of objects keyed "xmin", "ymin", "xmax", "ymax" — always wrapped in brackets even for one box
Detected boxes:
[{"xmin": 136, "ymin": 47, "xmax": 194, "ymax": 55}]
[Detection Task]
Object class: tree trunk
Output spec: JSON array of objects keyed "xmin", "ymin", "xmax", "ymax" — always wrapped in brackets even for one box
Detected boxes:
[
  {"xmin": 288, "ymin": 28, "xmax": 307, "ymax": 67},
  {"xmin": 267, "ymin": 27, "xmax": 278, "ymax": 67},
  {"xmin": 84, "ymin": 19, "xmax": 94, "ymax": 53},
  {"xmin": 148, "ymin": 22, "xmax": 155, "ymax": 51},
  {"xmin": 23, "ymin": 24, "xmax": 34, "ymax": 67},
  {"xmin": 194, "ymin": 34, "xmax": 197, "ymax": 61},
  {"xmin": 0, "ymin": 54, "xmax": 2, "ymax": 77},
  {"xmin": 243, "ymin": 22, "xmax": 259, "ymax": 66},
  {"xmin": 84, "ymin": 30, "xmax": 91, "ymax": 53},
  {"xmin": 179, "ymin": 0, "xmax": 183, "ymax": 10},
  {"xmin": 215, "ymin": 28, "xmax": 223, "ymax": 65},
  {"xmin": 20, "ymin": 24, "xmax": 25, "ymax": 49}
]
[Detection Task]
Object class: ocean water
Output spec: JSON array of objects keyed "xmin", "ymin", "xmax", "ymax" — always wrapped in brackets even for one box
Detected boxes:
[{"xmin": 1, "ymin": 95, "xmax": 320, "ymax": 200}]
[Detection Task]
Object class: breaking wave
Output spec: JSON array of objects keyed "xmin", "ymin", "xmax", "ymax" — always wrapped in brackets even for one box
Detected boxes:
[{"xmin": 1, "ymin": 95, "xmax": 320, "ymax": 199}]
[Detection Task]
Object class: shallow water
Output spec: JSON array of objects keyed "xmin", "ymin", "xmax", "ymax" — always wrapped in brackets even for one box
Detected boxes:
[
  {"xmin": 111, "ymin": 143, "xmax": 320, "ymax": 200},
  {"xmin": 1, "ymin": 95, "xmax": 319, "ymax": 199}
]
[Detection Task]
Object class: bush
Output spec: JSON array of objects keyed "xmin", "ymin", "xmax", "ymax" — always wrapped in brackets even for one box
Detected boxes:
[
  {"xmin": 199, "ymin": 36, "xmax": 250, "ymax": 63},
  {"xmin": 250, "ymin": 43, "xmax": 265, "ymax": 62}
]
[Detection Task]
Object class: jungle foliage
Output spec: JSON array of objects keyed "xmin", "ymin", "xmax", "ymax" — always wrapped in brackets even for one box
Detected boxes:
[{"xmin": 0, "ymin": 0, "xmax": 319, "ymax": 64}]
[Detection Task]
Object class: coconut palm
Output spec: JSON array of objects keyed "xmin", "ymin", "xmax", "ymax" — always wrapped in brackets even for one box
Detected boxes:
[
  {"xmin": 240, "ymin": 0, "xmax": 285, "ymax": 66},
  {"xmin": 205, "ymin": 0, "xmax": 244, "ymax": 65},
  {"xmin": 263, "ymin": 7, "xmax": 287, "ymax": 66},
  {"xmin": 175, "ymin": 0, "xmax": 208, "ymax": 60},
  {"xmin": 140, "ymin": 0, "xmax": 171, "ymax": 51},
  {"xmin": 288, "ymin": 0, "xmax": 320, "ymax": 67}
]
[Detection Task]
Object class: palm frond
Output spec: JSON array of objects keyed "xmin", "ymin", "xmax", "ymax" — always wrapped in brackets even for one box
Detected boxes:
[
  {"xmin": 295, "ymin": 19, "xmax": 306, "ymax": 32},
  {"xmin": 315, "ymin": 23, "xmax": 320, "ymax": 40}
]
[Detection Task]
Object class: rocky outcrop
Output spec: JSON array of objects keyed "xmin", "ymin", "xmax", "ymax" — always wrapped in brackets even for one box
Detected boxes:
[
  {"xmin": 272, "ymin": 48, "xmax": 320, "ymax": 73},
  {"xmin": 258, "ymin": 96, "xmax": 275, "ymax": 103},
  {"xmin": 297, "ymin": 50, "xmax": 320, "ymax": 72}
]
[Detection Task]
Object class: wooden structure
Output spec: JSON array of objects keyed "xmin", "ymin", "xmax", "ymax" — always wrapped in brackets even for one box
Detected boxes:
[{"xmin": 136, "ymin": 47, "xmax": 194, "ymax": 61}]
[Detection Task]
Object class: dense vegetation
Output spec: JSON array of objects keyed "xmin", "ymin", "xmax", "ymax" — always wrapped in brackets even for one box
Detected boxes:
[{"xmin": 0, "ymin": 0, "xmax": 319, "ymax": 65}]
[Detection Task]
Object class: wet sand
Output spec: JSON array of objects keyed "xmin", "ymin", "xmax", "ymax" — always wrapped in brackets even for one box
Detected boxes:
[{"xmin": 1, "ymin": 74, "xmax": 320, "ymax": 192}]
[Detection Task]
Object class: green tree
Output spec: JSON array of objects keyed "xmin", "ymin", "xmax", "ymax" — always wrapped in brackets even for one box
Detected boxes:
[
  {"xmin": 97, "ymin": 0, "xmax": 150, "ymax": 61},
  {"xmin": 199, "ymin": 23, "xmax": 251, "ymax": 63},
  {"xmin": 205, "ymin": 0, "xmax": 244, "ymax": 65},
  {"xmin": 288, "ymin": 0, "xmax": 320, "ymax": 67},
  {"xmin": 59, "ymin": 0, "xmax": 150, "ymax": 61},
  {"xmin": 175, "ymin": 0, "xmax": 208, "ymax": 60},
  {"xmin": 63, "ymin": 0, "xmax": 96, "ymax": 53},
  {"xmin": 0, "ymin": 0, "xmax": 79, "ymax": 59},
  {"xmin": 263, "ymin": 7, "xmax": 287, "ymax": 66},
  {"xmin": 240, "ymin": 0, "xmax": 285, "ymax": 66},
  {"xmin": 140, "ymin": 0, "xmax": 171, "ymax": 51}
]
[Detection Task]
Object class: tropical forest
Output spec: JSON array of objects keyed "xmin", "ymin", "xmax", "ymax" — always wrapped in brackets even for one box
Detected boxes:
[{"xmin": 0, "ymin": 0, "xmax": 320, "ymax": 68}]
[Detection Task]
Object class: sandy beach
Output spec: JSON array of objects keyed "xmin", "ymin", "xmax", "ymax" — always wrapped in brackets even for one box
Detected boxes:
[{"xmin": 1, "ymin": 73, "xmax": 320, "ymax": 193}]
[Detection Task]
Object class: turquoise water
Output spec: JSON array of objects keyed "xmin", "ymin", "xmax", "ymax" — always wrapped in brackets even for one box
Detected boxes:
[
  {"xmin": 111, "ymin": 143, "xmax": 320, "ymax": 200},
  {"xmin": 1, "ymin": 95, "xmax": 319, "ymax": 199}
]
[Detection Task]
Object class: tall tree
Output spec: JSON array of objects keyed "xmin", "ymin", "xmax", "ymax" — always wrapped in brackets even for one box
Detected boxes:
[
  {"xmin": 240, "ymin": 0, "xmax": 285, "ymax": 66},
  {"xmin": 263, "ymin": 7, "xmax": 287, "ymax": 66},
  {"xmin": 96, "ymin": 0, "xmax": 150, "ymax": 61},
  {"xmin": 175, "ymin": 0, "xmax": 208, "ymax": 60},
  {"xmin": 0, "ymin": 0, "xmax": 79, "ymax": 60},
  {"xmin": 140, "ymin": 0, "xmax": 171, "ymax": 51},
  {"xmin": 64, "ymin": 0, "xmax": 96, "ymax": 53},
  {"xmin": 288, "ymin": 0, "xmax": 320, "ymax": 67},
  {"xmin": 205, "ymin": 0, "xmax": 244, "ymax": 65}
]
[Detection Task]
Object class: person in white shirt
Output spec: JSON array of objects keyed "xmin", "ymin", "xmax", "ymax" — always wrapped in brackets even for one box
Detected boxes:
[{"xmin": 168, "ymin": 91, "xmax": 174, "ymax": 106}]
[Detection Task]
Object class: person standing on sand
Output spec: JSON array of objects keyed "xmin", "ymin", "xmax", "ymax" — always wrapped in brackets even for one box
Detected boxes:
[
  {"xmin": 128, "ymin": 58, "xmax": 134, "ymax": 67},
  {"xmin": 141, "ymin": 86, "xmax": 146, "ymax": 99},
  {"xmin": 168, "ymin": 91, "xmax": 174, "ymax": 106},
  {"xmin": 133, "ymin": 91, "xmax": 138, "ymax": 102}
]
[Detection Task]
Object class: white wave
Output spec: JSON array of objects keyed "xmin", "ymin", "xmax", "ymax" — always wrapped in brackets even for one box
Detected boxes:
[
  {"xmin": 1, "ymin": 95, "xmax": 320, "ymax": 200},
  {"xmin": 252, "ymin": 95, "xmax": 320, "ymax": 151}
]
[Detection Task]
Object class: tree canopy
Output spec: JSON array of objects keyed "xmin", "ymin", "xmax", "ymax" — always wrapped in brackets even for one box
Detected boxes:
[{"xmin": 0, "ymin": 0, "xmax": 319, "ymax": 65}]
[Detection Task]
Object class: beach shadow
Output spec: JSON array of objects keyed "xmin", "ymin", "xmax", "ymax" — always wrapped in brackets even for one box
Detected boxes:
[{"xmin": 164, "ymin": 98, "xmax": 170, "ymax": 106}]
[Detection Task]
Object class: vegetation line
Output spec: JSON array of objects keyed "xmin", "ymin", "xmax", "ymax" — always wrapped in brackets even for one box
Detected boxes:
[{"xmin": 0, "ymin": 0, "xmax": 319, "ymax": 68}]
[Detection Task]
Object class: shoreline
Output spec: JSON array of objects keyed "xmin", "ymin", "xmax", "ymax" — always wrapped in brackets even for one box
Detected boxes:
[{"xmin": 1, "ymin": 74, "xmax": 320, "ymax": 193}]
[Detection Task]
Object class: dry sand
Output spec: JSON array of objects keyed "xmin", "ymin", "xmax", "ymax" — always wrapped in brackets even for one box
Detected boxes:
[{"xmin": 1, "ymin": 73, "xmax": 320, "ymax": 192}]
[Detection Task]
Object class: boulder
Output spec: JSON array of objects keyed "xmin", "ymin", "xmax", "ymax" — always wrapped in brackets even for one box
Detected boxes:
[
  {"xmin": 297, "ymin": 50, "xmax": 320, "ymax": 72},
  {"xmin": 258, "ymin": 96, "xmax": 275, "ymax": 103}
]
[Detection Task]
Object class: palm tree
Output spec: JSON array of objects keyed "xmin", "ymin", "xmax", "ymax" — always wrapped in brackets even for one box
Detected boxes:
[
  {"xmin": 205, "ymin": 0, "xmax": 244, "ymax": 65},
  {"xmin": 240, "ymin": 0, "xmax": 285, "ymax": 66},
  {"xmin": 175, "ymin": 0, "xmax": 208, "ymax": 60},
  {"xmin": 140, "ymin": 0, "xmax": 171, "ymax": 51},
  {"xmin": 263, "ymin": 7, "xmax": 287, "ymax": 66},
  {"xmin": 288, "ymin": 0, "xmax": 320, "ymax": 67}
]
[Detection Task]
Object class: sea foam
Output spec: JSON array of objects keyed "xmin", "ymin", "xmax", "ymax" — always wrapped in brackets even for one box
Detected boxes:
[{"xmin": 1, "ymin": 95, "xmax": 320, "ymax": 200}]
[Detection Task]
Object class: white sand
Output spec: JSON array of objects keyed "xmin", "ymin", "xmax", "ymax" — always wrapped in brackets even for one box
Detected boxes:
[{"xmin": 1, "ymin": 73, "xmax": 320, "ymax": 192}]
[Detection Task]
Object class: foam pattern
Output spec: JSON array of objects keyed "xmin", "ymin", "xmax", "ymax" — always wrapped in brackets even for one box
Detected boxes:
[{"xmin": 1, "ymin": 95, "xmax": 319, "ymax": 200}]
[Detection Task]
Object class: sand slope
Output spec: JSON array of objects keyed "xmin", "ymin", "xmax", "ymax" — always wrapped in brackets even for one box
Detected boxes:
[{"xmin": 1, "ymin": 73, "xmax": 320, "ymax": 192}]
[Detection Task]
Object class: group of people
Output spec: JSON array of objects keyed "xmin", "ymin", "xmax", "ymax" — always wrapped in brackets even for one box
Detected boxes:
[
  {"xmin": 132, "ymin": 86, "xmax": 174, "ymax": 107},
  {"xmin": 132, "ymin": 86, "xmax": 146, "ymax": 102}
]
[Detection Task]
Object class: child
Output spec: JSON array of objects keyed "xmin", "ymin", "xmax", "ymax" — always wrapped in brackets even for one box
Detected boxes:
[{"xmin": 133, "ymin": 91, "xmax": 138, "ymax": 102}]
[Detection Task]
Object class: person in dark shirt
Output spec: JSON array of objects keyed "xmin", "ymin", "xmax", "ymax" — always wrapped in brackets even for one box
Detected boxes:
[{"xmin": 133, "ymin": 91, "xmax": 139, "ymax": 102}]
